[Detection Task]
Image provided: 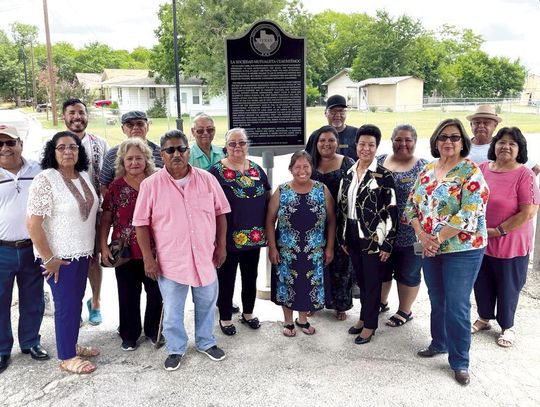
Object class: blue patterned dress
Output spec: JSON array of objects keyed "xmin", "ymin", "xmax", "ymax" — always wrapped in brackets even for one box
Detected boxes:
[{"xmin": 271, "ymin": 181, "xmax": 327, "ymax": 311}]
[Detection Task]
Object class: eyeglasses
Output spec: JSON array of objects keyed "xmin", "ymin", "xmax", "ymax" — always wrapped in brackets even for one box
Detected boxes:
[
  {"xmin": 161, "ymin": 145, "xmax": 189, "ymax": 154},
  {"xmin": 0, "ymin": 139, "xmax": 18, "ymax": 148},
  {"xmin": 327, "ymin": 109, "xmax": 347, "ymax": 116},
  {"xmin": 227, "ymin": 141, "xmax": 248, "ymax": 148},
  {"xmin": 55, "ymin": 144, "xmax": 79, "ymax": 152},
  {"xmin": 124, "ymin": 121, "xmax": 147, "ymax": 129},
  {"xmin": 194, "ymin": 127, "xmax": 215, "ymax": 135},
  {"xmin": 436, "ymin": 135, "xmax": 462, "ymax": 143}
]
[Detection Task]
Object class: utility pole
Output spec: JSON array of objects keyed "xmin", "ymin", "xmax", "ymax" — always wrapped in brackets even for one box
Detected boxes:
[
  {"xmin": 43, "ymin": 0, "xmax": 58, "ymax": 125},
  {"xmin": 172, "ymin": 0, "xmax": 183, "ymax": 131},
  {"xmin": 30, "ymin": 41, "xmax": 37, "ymax": 110}
]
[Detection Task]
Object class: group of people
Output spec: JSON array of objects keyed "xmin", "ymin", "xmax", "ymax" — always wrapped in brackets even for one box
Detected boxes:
[{"xmin": 1, "ymin": 96, "xmax": 538, "ymax": 387}]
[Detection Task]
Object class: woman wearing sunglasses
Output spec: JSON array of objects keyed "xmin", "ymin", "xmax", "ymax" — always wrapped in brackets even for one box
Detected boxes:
[
  {"xmin": 404, "ymin": 118, "xmax": 489, "ymax": 386},
  {"xmin": 208, "ymin": 128, "xmax": 270, "ymax": 336}
]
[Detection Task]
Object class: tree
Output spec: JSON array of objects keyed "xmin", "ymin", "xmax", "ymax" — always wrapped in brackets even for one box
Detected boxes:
[
  {"xmin": 150, "ymin": 0, "xmax": 304, "ymax": 95},
  {"xmin": 0, "ymin": 30, "xmax": 21, "ymax": 100}
]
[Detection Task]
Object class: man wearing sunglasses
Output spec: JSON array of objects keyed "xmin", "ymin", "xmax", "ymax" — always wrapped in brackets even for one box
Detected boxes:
[
  {"xmin": 99, "ymin": 111, "xmax": 164, "ymax": 196},
  {"xmin": 0, "ymin": 125, "xmax": 49, "ymax": 374},
  {"xmin": 133, "ymin": 130, "xmax": 230, "ymax": 371},
  {"xmin": 305, "ymin": 94, "xmax": 358, "ymax": 160},
  {"xmin": 188, "ymin": 113, "xmax": 224, "ymax": 171}
]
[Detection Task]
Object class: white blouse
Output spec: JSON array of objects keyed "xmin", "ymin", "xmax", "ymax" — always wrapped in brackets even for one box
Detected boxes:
[{"xmin": 27, "ymin": 169, "xmax": 98, "ymax": 260}]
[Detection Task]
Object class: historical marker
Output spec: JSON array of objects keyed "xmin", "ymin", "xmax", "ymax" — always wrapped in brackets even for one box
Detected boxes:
[{"xmin": 226, "ymin": 20, "xmax": 305, "ymax": 149}]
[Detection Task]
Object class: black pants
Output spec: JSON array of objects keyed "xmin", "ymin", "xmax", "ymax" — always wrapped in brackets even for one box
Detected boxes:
[
  {"xmin": 115, "ymin": 259, "xmax": 162, "ymax": 342},
  {"xmin": 217, "ymin": 249, "xmax": 260, "ymax": 321},
  {"xmin": 346, "ymin": 221, "xmax": 385, "ymax": 330}
]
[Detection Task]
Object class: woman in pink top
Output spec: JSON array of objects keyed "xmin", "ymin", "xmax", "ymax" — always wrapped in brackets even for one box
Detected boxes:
[{"xmin": 473, "ymin": 127, "xmax": 540, "ymax": 347}]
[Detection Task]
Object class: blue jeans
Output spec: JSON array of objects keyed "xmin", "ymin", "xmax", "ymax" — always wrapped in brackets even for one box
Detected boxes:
[
  {"xmin": 158, "ymin": 276, "xmax": 218, "ymax": 355},
  {"xmin": 0, "ymin": 246, "xmax": 45, "ymax": 356},
  {"xmin": 422, "ymin": 248, "xmax": 485, "ymax": 370}
]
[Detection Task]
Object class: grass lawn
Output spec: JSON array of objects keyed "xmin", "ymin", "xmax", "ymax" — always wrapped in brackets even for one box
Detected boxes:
[{"xmin": 37, "ymin": 107, "xmax": 540, "ymax": 148}]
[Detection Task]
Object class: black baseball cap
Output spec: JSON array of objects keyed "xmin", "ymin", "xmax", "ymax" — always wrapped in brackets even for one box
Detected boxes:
[{"xmin": 326, "ymin": 95, "xmax": 347, "ymax": 109}]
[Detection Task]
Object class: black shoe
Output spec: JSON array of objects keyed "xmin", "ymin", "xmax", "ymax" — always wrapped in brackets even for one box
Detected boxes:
[
  {"xmin": 454, "ymin": 369, "xmax": 470, "ymax": 386},
  {"xmin": 379, "ymin": 302, "xmax": 390, "ymax": 313},
  {"xmin": 121, "ymin": 340, "xmax": 138, "ymax": 351},
  {"xmin": 219, "ymin": 321, "xmax": 236, "ymax": 336},
  {"xmin": 417, "ymin": 347, "xmax": 446, "ymax": 358},
  {"xmin": 348, "ymin": 325, "xmax": 362, "ymax": 335},
  {"xmin": 21, "ymin": 345, "xmax": 50, "ymax": 360},
  {"xmin": 231, "ymin": 303, "xmax": 240, "ymax": 314},
  {"xmin": 354, "ymin": 329, "xmax": 375, "ymax": 345},
  {"xmin": 147, "ymin": 335, "xmax": 165, "ymax": 348},
  {"xmin": 164, "ymin": 354, "xmax": 183, "ymax": 371},
  {"xmin": 0, "ymin": 355, "xmax": 10, "ymax": 374}
]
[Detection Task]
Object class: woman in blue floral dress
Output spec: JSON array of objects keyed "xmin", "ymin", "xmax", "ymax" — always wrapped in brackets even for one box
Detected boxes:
[{"xmin": 266, "ymin": 151, "xmax": 336, "ymax": 337}]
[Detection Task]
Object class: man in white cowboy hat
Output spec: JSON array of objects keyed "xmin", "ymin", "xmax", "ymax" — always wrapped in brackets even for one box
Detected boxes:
[{"xmin": 466, "ymin": 105, "xmax": 539, "ymax": 175}]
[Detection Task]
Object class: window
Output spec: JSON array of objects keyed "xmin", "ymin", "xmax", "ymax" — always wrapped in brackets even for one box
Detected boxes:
[
  {"xmin": 193, "ymin": 94, "xmax": 200, "ymax": 104},
  {"xmin": 117, "ymin": 88, "xmax": 123, "ymax": 103},
  {"xmin": 149, "ymin": 87, "xmax": 156, "ymax": 99}
]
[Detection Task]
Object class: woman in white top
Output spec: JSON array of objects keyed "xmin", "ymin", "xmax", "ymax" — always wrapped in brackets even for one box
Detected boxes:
[{"xmin": 27, "ymin": 131, "xmax": 99, "ymax": 374}]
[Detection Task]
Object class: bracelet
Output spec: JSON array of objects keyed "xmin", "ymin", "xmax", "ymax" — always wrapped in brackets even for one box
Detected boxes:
[
  {"xmin": 42, "ymin": 256, "xmax": 55, "ymax": 265},
  {"xmin": 496, "ymin": 225, "xmax": 507, "ymax": 236}
]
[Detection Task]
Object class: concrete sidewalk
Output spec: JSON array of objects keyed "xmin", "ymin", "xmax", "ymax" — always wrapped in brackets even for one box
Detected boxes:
[{"xmin": 1, "ymin": 267, "xmax": 539, "ymax": 407}]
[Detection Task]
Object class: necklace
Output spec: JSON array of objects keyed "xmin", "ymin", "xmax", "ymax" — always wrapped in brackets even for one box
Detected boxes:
[{"xmin": 59, "ymin": 171, "xmax": 94, "ymax": 221}]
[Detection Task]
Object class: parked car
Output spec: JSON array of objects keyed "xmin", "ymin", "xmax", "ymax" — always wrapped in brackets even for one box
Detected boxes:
[{"xmin": 36, "ymin": 103, "xmax": 51, "ymax": 113}]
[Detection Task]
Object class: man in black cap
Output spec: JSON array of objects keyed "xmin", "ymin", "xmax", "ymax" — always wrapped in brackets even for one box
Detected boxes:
[
  {"xmin": 99, "ymin": 111, "xmax": 164, "ymax": 195},
  {"xmin": 305, "ymin": 95, "xmax": 358, "ymax": 160}
]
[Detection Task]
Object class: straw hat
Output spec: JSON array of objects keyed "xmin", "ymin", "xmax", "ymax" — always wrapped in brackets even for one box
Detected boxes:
[{"xmin": 466, "ymin": 105, "xmax": 502, "ymax": 123}]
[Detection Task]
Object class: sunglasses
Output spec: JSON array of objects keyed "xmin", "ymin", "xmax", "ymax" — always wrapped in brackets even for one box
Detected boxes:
[
  {"xmin": 436, "ymin": 135, "xmax": 462, "ymax": 142},
  {"xmin": 227, "ymin": 141, "xmax": 248, "ymax": 148},
  {"xmin": 161, "ymin": 145, "xmax": 189, "ymax": 154},
  {"xmin": 0, "ymin": 139, "xmax": 18, "ymax": 148},
  {"xmin": 194, "ymin": 127, "xmax": 215, "ymax": 135},
  {"xmin": 55, "ymin": 144, "xmax": 79, "ymax": 152}
]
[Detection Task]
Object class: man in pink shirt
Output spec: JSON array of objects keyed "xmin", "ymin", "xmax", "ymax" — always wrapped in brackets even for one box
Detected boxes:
[{"xmin": 133, "ymin": 130, "xmax": 230, "ymax": 371}]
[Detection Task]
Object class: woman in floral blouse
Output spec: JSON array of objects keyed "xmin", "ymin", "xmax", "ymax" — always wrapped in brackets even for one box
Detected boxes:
[
  {"xmin": 100, "ymin": 138, "xmax": 162, "ymax": 351},
  {"xmin": 209, "ymin": 128, "xmax": 270, "ymax": 336},
  {"xmin": 404, "ymin": 118, "xmax": 489, "ymax": 386}
]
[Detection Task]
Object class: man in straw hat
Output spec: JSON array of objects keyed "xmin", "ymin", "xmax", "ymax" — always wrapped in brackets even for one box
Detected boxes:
[{"xmin": 466, "ymin": 105, "xmax": 539, "ymax": 175}]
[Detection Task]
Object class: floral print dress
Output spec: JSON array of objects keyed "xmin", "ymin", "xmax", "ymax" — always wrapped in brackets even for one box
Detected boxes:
[
  {"xmin": 271, "ymin": 181, "xmax": 326, "ymax": 311},
  {"xmin": 404, "ymin": 159, "xmax": 489, "ymax": 253},
  {"xmin": 209, "ymin": 160, "xmax": 270, "ymax": 252}
]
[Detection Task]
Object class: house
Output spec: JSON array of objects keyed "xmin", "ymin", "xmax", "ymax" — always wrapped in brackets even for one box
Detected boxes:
[
  {"xmin": 323, "ymin": 69, "xmax": 424, "ymax": 112},
  {"xmin": 74, "ymin": 73, "xmax": 102, "ymax": 97},
  {"xmin": 77, "ymin": 69, "xmax": 227, "ymax": 116},
  {"xmin": 521, "ymin": 73, "xmax": 540, "ymax": 105}
]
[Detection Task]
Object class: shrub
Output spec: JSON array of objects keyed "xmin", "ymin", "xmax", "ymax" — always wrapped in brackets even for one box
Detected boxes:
[
  {"xmin": 147, "ymin": 98, "xmax": 167, "ymax": 118},
  {"xmin": 369, "ymin": 106, "xmax": 377, "ymax": 113}
]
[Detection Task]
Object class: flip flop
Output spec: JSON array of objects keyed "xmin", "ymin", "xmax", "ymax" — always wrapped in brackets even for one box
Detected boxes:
[
  {"xmin": 295, "ymin": 318, "xmax": 316, "ymax": 335},
  {"xmin": 283, "ymin": 323, "xmax": 296, "ymax": 337}
]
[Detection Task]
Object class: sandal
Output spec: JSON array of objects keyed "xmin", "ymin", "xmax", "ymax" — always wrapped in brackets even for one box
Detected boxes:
[
  {"xmin": 386, "ymin": 310, "xmax": 413, "ymax": 327},
  {"xmin": 295, "ymin": 318, "xmax": 316, "ymax": 335},
  {"xmin": 76, "ymin": 344, "xmax": 100, "ymax": 357},
  {"xmin": 379, "ymin": 302, "xmax": 390, "ymax": 313},
  {"xmin": 283, "ymin": 323, "xmax": 296, "ymax": 337},
  {"xmin": 219, "ymin": 321, "xmax": 236, "ymax": 336},
  {"xmin": 471, "ymin": 319, "xmax": 491, "ymax": 334},
  {"xmin": 239, "ymin": 314, "xmax": 260, "ymax": 329},
  {"xmin": 497, "ymin": 329, "xmax": 515, "ymax": 348},
  {"xmin": 335, "ymin": 311, "xmax": 347, "ymax": 321},
  {"xmin": 60, "ymin": 356, "xmax": 96, "ymax": 374}
]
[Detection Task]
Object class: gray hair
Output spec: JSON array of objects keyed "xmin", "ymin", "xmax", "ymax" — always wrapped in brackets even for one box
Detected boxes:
[
  {"xmin": 114, "ymin": 138, "xmax": 156, "ymax": 178},
  {"xmin": 391, "ymin": 124, "xmax": 418, "ymax": 141},
  {"xmin": 160, "ymin": 130, "xmax": 189, "ymax": 147},
  {"xmin": 224, "ymin": 127, "xmax": 249, "ymax": 143},
  {"xmin": 191, "ymin": 113, "xmax": 214, "ymax": 128}
]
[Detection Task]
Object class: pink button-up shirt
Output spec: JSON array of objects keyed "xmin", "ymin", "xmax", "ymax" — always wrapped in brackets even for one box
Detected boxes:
[{"xmin": 132, "ymin": 166, "xmax": 231, "ymax": 287}]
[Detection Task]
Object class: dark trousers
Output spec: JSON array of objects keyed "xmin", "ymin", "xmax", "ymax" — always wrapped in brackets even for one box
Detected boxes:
[
  {"xmin": 115, "ymin": 259, "xmax": 162, "ymax": 342},
  {"xmin": 217, "ymin": 249, "xmax": 260, "ymax": 321},
  {"xmin": 48, "ymin": 257, "xmax": 89, "ymax": 360},
  {"xmin": 346, "ymin": 222, "xmax": 385, "ymax": 330},
  {"xmin": 474, "ymin": 254, "xmax": 528, "ymax": 330},
  {"xmin": 0, "ymin": 246, "xmax": 44, "ymax": 356}
]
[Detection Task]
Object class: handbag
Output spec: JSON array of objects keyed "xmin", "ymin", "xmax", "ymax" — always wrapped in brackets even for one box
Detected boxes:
[{"xmin": 101, "ymin": 227, "xmax": 133, "ymax": 268}]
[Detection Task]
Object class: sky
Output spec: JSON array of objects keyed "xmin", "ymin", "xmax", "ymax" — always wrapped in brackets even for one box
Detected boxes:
[{"xmin": 1, "ymin": 0, "xmax": 539, "ymax": 74}]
